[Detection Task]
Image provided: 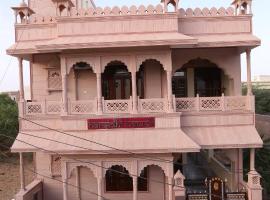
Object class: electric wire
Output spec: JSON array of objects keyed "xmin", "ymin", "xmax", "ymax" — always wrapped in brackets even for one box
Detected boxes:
[{"xmin": 0, "ymin": 143, "xmax": 111, "ymax": 200}]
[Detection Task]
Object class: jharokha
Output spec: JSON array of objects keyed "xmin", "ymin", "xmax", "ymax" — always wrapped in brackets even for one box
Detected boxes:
[{"xmin": 8, "ymin": 0, "xmax": 263, "ymax": 200}]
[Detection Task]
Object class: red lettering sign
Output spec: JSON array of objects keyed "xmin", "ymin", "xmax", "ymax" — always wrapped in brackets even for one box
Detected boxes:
[{"xmin": 87, "ymin": 117, "xmax": 155, "ymax": 130}]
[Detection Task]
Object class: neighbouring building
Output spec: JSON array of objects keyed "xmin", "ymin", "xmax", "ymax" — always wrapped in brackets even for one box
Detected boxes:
[{"xmin": 7, "ymin": 0, "xmax": 264, "ymax": 200}]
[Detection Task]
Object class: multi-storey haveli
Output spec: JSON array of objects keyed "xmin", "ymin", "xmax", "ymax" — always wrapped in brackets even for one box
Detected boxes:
[{"xmin": 8, "ymin": 0, "xmax": 263, "ymax": 200}]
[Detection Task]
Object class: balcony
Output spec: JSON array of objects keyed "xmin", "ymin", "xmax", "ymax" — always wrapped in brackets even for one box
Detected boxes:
[{"xmin": 23, "ymin": 95, "xmax": 254, "ymax": 116}]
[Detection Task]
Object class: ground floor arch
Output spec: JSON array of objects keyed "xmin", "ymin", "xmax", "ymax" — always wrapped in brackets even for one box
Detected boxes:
[{"xmin": 67, "ymin": 166, "xmax": 98, "ymax": 200}]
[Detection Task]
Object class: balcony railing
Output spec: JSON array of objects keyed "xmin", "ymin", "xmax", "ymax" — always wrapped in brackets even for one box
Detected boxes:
[{"xmin": 23, "ymin": 95, "xmax": 254, "ymax": 116}]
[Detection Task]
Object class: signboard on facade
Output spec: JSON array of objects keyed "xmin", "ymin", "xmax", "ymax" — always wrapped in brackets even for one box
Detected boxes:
[{"xmin": 87, "ymin": 117, "xmax": 155, "ymax": 129}]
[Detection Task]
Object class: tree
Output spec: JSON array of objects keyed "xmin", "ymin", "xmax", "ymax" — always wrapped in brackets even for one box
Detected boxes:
[
  {"xmin": 242, "ymin": 86, "xmax": 270, "ymax": 114},
  {"xmin": 0, "ymin": 94, "xmax": 19, "ymax": 151}
]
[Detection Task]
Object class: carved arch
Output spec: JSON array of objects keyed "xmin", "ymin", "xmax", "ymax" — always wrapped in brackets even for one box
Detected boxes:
[
  {"xmin": 66, "ymin": 56, "xmax": 100, "ymax": 74},
  {"xmin": 68, "ymin": 162, "xmax": 98, "ymax": 179},
  {"xmin": 101, "ymin": 56, "xmax": 132, "ymax": 73},
  {"xmin": 136, "ymin": 53, "xmax": 172, "ymax": 72},
  {"xmin": 174, "ymin": 57, "xmax": 231, "ymax": 79},
  {"xmin": 138, "ymin": 161, "xmax": 169, "ymax": 177},
  {"xmin": 103, "ymin": 161, "xmax": 132, "ymax": 177}
]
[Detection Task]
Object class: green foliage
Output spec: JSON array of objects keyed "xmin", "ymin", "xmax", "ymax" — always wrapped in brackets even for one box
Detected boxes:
[
  {"xmin": 0, "ymin": 94, "xmax": 19, "ymax": 150},
  {"xmin": 242, "ymin": 86, "xmax": 270, "ymax": 114}
]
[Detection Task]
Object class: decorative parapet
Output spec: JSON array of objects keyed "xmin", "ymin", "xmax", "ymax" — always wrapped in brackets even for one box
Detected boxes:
[
  {"xmin": 70, "ymin": 4, "xmax": 164, "ymax": 17},
  {"xmin": 179, "ymin": 7, "xmax": 235, "ymax": 18}
]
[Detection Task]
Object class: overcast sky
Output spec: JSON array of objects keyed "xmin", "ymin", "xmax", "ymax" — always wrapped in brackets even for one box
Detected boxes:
[{"xmin": 0, "ymin": 0, "xmax": 269, "ymax": 92}]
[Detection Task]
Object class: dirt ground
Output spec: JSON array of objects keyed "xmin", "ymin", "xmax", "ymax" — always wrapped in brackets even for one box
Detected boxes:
[{"xmin": 0, "ymin": 155, "xmax": 35, "ymax": 200}]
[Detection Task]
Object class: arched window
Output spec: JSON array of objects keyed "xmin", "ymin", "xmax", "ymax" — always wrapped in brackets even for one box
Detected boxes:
[
  {"xmin": 106, "ymin": 165, "xmax": 133, "ymax": 191},
  {"xmin": 105, "ymin": 165, "xmax": 148, "ymax": 192}
]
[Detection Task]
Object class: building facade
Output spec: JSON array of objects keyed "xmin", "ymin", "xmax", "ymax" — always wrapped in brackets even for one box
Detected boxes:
[{"xmin": 8, "ymin": 0, "xmax": 263, "ymax": 200}]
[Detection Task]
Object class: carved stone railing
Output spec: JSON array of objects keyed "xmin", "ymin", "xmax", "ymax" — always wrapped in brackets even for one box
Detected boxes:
[
  {"xmin": 175, "ymin": 95, "xmax": 253, "ymax": 112},
  {"xmin": 69, "ymin": 100, "xmax": 97, "ymax": 115},
  {"xmin": 103, "ymin": 98, "xmax": 132, "ymax": 114},
  {"xmin": 25, "ymin": 101, "xmax": 62, "ymax": 115},
  {"xmin": 226, "ymin": 192, "xmax": 247, "ymax": 200},
  {"xmin": 138, "ymin": 98, "xmax": 167, "ymax": 113},
  {"xmin": 25, "ymin": 101, "xmax": 45, "ymax": 115},
  {"xmin": 187, "ymin": 194, "xmax": 208, "ymax": 200},
  {"xmin": 24, "ymin": 95, "xmax": 254, "ymax": 116}
]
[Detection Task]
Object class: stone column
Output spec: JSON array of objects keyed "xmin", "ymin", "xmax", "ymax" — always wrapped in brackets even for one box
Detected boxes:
[
  {"xmin": 247, "ymin": 148, "xmax": 262, "ymax": 200},
  {"xmin": 19, "ymin": 153, "xmax": 26, "ymax": 192},
  {"xmin": 76, "ymin": 166, "xmax": 81, "ymax": 200},
  {"xmin": 18, "ymin": 58, "xmax": 25, "ymax": 101},
  {"xmin": 168, "ymin": 177, "xmax": 174, "ymax": 200},
  {"xmin": 133, "ymin": 176, "xmax": 138, "ymax": 200},
  {"xmin": 166, "ymin": 70, "xmax": 174, "ymax": 112},
  {"xmin": 97, "ymin": 177, "xmax": 103, "ymax": 200},
  {"xmin": 96, "ymin": 72, "xmax": 103, "ymax": 115},
  {"xmin": 62, "ymin": 161, "xmax": 68, "ymax": 200},
  {"xmin": 246, "ymin": 49, "xmax": 252, "ymax": 96},
  {"xmin": 61, "ymin": 56, "xmax": 68, "ymax": 116},
  {"xmin": 18, "ymin": 58, "xmax": 25, "ymax": 117},
  {"xmin": 131, "ymin": 71, "xmax": 138, "ymax": 114},
  {"xmin": 250, "ymin": 148, "xmax": 255, "ymax": 171}
]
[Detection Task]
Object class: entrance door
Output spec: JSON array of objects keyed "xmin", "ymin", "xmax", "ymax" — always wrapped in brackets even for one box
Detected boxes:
[
  {"xmin": 172, "ymin": 70, "xmax": 187, "ymax": 97},
  {"xmin": 194, "ymin": 67, "xmax": 222, "ymax": 97},
  {"xmin": 102, "ymin": 65, "xmax": 131, "ymax": 100}
]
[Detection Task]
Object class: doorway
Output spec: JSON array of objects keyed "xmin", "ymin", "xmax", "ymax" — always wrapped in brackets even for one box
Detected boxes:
[{"xmin": 102, "ymin": 62, "xmax": 131, "ymax": 100}]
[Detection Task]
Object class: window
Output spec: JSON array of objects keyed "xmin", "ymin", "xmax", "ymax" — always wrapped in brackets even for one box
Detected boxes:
[
  {"xmin": 48, "ymin": 69, "xmax": 62, "ymax": 91},
  {"xmin": 106, "ymin": 165, "xmax": 133, "ymax": 191},
  {"xmin": 51, "ymin": 155, "xmax": 62, "ymax": 177},
  {"xmin": 105, "ymin": 165, "xmax": 149, "ymax": 192}
]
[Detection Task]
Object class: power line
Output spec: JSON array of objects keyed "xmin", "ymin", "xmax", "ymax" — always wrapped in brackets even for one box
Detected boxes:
[
  {"xmin": 18, "ymin": 118, "xmax": 266, "ymax": 175},
  {"xmin": 0, "ymin": 143, "xmax": 110, "ymax": 200},
  {"xmin": 20, "ymin": 116, "xmax": 186, "ymax": 167},
  {"xmin": 0, "ymin": 133, "xmax": 183, "ymax": 189},
  {"xmin": 0, "ymin": 138, "xmax": 235, "ymax": 200}
]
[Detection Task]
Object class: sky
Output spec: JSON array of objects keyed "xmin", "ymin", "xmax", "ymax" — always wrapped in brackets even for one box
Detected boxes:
[{"xmin": 0, "ymin": 0, "xmax": 269, "ymax": 92}]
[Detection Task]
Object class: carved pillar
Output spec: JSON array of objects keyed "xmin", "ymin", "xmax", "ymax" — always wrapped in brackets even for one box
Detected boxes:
[
  {"xmin": 76, "ymin": 166, "xmax": 81, "ymax": 200},
  {"xmin": 62, "ymin": 162, "xmax": 68, "ymax": 200},
  {"xmin": 18, "ymin": 58, "xmax": 25, "ymax": 101},
  {"xmin": 18, "ymin": 58, "xmax": 25, "ymax": 117},
  {"xmin": 250, "ymin": 148, "xmax": 255, "ymax": 171},
  {"xmin": 96, "ymin": 72, "xmax": 103, "ymax": 115},
  {"xmin": 131, "ymin": 71, "xmax": 138, "ymax": 114},
  {"xmin": 61, "ymin": 56, "xmax": 68, "ymax": 115},
  {"xmin": 97, "ymin": 177, "xmax": 103, "ymax": 200},
  {"xmin": 133, "ymin": 177, "xmax": 138, "ymax": 200},
  {"xmin": 168, "ymin": 177, "xmax": 174, "ymax": 200},
  {"xmin": 247, "ymin": 148, "xmax": 262, "ymax": 200},
  {"xmin": 246, "ymin": 49, "xmax": 252, "ymax": 96},
  {"xmin": 166, "ymin": 70, "xmax": 174, "ymax": 112},
  {"xmin": 19, "ymin": 153, "xmax": 26, "ymax": 192}
]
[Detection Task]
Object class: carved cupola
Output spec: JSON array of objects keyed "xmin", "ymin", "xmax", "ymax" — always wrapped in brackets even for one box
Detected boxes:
[
  {"xmin": 161, "ymin": 0, "xmax": 179, "ymax": 12},
  {"xmin": 231, "ymin": 0, "xmax": 252, "ymax": 15},
  {"xmin": 52, "ymin": 0, "xmax": 75, "ymax": 16},
  {"xmin": 12, "ymin": 0, "xmax": 35, "ymax": 24}
]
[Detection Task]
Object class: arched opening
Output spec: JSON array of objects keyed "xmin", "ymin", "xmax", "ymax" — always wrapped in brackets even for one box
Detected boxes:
[
  {"xmin": 167, "ymin": 2, "xmax": 176, "ymax": 12},
  {"xmin": 102, "ymin": 61, "xmax": 131, "ymax": 100},
  {"xmin": 138, "ymin": 59, "xmax": 166, "ymax": 99},
  {"xmin": 139, "ymin": 165, "xmax": 166, "ymax": 199},
  {"xmin": 59, "ymin": 4, "xmax": 66, "ymax": 16},
  {"xmin": 68, "ymin": 166, "xmax": 98, "ymax": 200},
  {"xmin": 105, "ymin": 165, "xmax": 133, "ymax": 191},
  {"xmin": 72, "ymin": 62, "xmax": 96, "ymax": 100},
  {"xmin": 173, "ymin": 58, "xmax": 227, "ymax": 97},
  {"xmin": 18, "ymin": 11, "xmax": 26, "ymax": 23}
]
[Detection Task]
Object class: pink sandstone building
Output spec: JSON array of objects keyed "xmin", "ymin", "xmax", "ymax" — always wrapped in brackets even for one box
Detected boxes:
[{"xmin": 8, "ymin": 0, "xmax": 264, "ymax": 200}]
